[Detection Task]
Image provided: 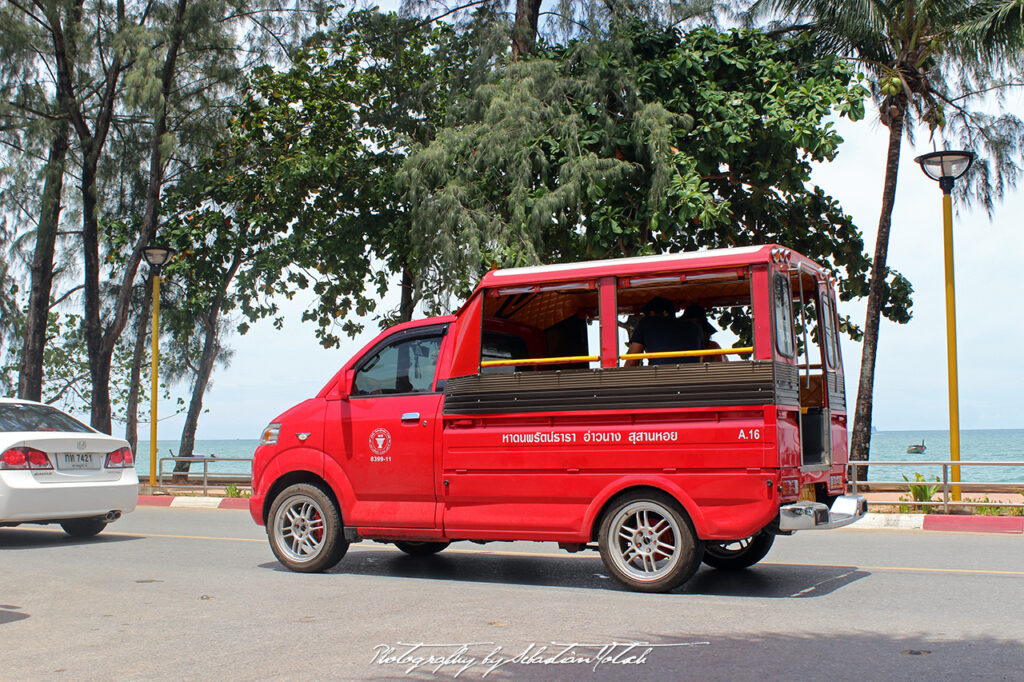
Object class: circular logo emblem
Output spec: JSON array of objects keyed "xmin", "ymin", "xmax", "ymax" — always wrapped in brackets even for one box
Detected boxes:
[{"xmin": 368, "ymin": 428, "xmax": 392, "ymax": 456}]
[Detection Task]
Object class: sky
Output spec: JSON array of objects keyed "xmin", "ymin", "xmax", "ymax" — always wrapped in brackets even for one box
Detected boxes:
[{"xmin": 152, "ymin": 96, "xmax": 1024, "ymax": 442}]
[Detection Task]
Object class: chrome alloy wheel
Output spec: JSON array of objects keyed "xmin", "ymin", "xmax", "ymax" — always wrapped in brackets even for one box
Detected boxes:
[
  {"xmin": 606, "ymin": 500, "xmax": 683, "ymax": 583},
  {"xmin": 273, "ymin": 494, "xmax": 326, "ymax": 563}
]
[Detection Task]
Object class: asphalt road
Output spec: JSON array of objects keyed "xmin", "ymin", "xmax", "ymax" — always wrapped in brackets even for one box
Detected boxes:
[{"xmin": 2, "ymin": 508, "xmax": 1022, "ymax": 681}]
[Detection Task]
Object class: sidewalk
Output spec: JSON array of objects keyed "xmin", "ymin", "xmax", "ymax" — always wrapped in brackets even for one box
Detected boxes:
[
  {"xmin": 138, "ymin": 494, "xmax": 250, "ymax": 510},
  {"xmin": 857, "ymin": 490, "xmax": 1024, "ymax": 533}
]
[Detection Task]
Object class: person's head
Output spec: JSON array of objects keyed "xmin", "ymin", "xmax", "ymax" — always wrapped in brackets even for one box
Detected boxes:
[
  {"xmin": 682, "ymin": 304, "xmax": 716, "ymax": 338},
  {"xmin": 642, "ymin": 296, "xmax": 676, "ymax": 317}
]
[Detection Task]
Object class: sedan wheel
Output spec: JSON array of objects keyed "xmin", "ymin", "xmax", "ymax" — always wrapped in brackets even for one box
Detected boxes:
[
  {"xmin": 598, "ymin": 492, "xmax": 703, "ymax": 593},
  {"xmin": 60, "ymin": 517, "xmax": 107, "ymax": 538},
  {"xmin": 268, "ymin": 483, "xmax": 347, "ymax": 572}
]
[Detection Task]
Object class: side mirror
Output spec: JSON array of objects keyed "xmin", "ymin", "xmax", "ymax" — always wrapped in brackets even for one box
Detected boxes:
[{"xmin": 327, "ymin": 370, "xmax": 354, "ymax": 400}]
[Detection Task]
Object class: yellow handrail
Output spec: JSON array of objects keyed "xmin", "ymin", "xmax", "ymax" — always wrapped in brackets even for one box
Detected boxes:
[
  {"xmin": 480, "ymin": 355, "xmax": 600, "ymax": 368},
  {"xmin": 620, "ymin": 346, "xmax": 754, "ymax": 361},
  {"xmin": 479, "ymin": 346, "xmax": 754, "ymax": 368}
]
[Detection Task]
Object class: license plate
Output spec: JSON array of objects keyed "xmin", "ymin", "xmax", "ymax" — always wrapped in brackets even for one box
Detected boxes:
[{"xmin": 58, "ymin": 453, "xmax": 99, "ymax": 470}]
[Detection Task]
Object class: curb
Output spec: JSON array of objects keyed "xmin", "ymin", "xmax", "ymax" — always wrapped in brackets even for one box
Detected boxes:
[
  {"xmin": 138, "ymin": 495, "xmax": 250, "ymax": 511},
  {"xmin": 921, "ymin": 514, "xmax": 1024, "ymax": 534},
  {"xmin": 847, "ymin": 513, "xmax": 924, "ymax": 531},
  {"xmin": 843, "ymin": 512, "xmax": 1022, "ymax": 534},
  {"xmin": 135, "ymin": 498, "xmax": 1022, "ymax": 534}
]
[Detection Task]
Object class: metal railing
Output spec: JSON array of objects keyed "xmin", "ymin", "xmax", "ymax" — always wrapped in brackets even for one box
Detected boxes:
[
  {"xmin": 849, "ymin": 460, "xmax": 1024, "ymax": 514},
  {"xmin": 157, "ymin": 456, "xmax": 253, "ymax": 495},
  {"xmin": 148, "ymin": 455, "xmax": 1021, "ymax": 510}
]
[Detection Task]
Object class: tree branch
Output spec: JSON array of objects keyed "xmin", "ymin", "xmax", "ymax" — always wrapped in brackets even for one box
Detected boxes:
[
  {"xmin": 51, "ymin": 284, "xmax": 85, "ymax": 307},
  {"xmin": 416, "ymin": 0, "xmax": 496, "ymax": 29}
]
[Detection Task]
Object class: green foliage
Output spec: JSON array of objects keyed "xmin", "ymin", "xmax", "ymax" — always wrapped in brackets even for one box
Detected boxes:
[
  {"xmin": 752, "ymin": 0, "xmax": 1024, "ymax": 222},
  {"xmin": 965, "ymin": 496, "xmax": 1024, "ymax": 517},
  {"xmin": 224, "ymin": 483, "xmax": 250, "ymax": 498},
  {"xmin": 0, "ymin": 308, "xmax": 168, "ymax": 420},
  {"xmin": 402, "ymin": 21, "xmax": 885, "ymax": 331},
  {"xmin": 901, "ymin": 472, "xmax": 940, "ymax": 503}
]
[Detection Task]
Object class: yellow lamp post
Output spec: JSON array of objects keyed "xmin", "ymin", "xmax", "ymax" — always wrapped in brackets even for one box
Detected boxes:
[
  {"xmin": 142, "ymin": 244, "xmax": 176, "ymax": 487},
  {"xmin": 914, "ymin": 150, "xmax": 974, "ymax": 501}
]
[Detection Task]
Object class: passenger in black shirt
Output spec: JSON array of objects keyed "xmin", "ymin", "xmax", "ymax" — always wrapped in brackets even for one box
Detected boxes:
[{"xmin": 625, "ymin": 297, "xmax": 703, "ymax": 366}]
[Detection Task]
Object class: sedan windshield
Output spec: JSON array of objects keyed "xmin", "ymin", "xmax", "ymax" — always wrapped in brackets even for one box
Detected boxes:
[{"xmin": 0, "ymin": 403, "xmax": 94, "ymax": 433}]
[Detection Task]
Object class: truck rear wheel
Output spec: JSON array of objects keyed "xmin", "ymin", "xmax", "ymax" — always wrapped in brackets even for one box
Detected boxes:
[
  {"xmin": 703, "ymin": 532, "xmax": 775, "ymax": 570},
  {"xmin": 394, "ymin": 541, "xmax": 450, "ymax": 556},
  {"xmin": 598, "ymin": 492, "xmax": 703, "ymax": 593},
  {"xmin": 268, "ymin": 483, "xmax": 348, "ymax": 573}
]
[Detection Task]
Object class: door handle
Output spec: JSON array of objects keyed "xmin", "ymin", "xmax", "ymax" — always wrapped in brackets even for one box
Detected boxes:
[{"xmin": 401, "ymin": 412, "xmax": 420, "ymax": 423}]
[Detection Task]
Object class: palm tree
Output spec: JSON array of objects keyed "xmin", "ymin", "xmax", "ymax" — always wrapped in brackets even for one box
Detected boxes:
[{"xmin": 751, "ymin": 0, "xmax": 1024, "ymax": 467}]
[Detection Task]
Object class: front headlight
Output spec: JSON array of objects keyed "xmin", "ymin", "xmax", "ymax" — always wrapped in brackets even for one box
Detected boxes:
[{"xmin": 259, "ymin": 423, "xmax": 281, "ymax": 446}]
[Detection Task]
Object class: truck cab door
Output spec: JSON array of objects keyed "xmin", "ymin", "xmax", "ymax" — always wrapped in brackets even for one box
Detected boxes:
[{"xmin": 344, "ymin": 326, "xmax": 447, "ymax": 528}]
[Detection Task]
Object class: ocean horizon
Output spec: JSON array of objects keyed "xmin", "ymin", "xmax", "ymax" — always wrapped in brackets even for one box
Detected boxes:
[{"xmin": 133, "ymin": 428, "xmax": 1024, "ymax": 484}]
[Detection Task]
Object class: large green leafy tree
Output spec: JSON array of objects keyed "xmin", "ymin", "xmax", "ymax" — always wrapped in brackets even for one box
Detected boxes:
[
  {"xmin": 402, "ymin": 22, "xmax": 891, "ymax": 326},
  {"xmin": 752, "ymin": 0, "xmax": 1024, "ymax": 465},
  {"xmin": 165, "ymin": 11, "xmax": 476, "ymax": 349},
  {"xmin": 1, "ymin": 0, "xmax": 319, "ymax": 434},
  {"xmin": 160, "ymin": 11, "xmax": 474, "ymax": 452}
]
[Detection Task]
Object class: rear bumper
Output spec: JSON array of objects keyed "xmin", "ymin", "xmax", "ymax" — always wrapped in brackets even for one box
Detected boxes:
[
  {"xmin": 0, "ymin": 470, "xmax": 138, "ymax": 523},
  {"xmin": 778, "ymin": 495, "xmax": 868, "ymax": 532}
]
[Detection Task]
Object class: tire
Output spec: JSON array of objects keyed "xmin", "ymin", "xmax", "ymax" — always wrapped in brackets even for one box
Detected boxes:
[
  {"xmin": 267, "ymin": 483, "xmax": 348, "ymax": 573},
  {"xmin": 60, "ymin": 517, "xmax": 108, "ymax": 538},
  {"xmin": 703, "ymin": 532, "xmax": 775, "ymax": 570},
  {"xmin": 394, "ymin": 541, "xmax": 450, "ymax": 556},
  {"xmin": 598, "ymin": 492, "xmax": 703, "ymax": 593}
]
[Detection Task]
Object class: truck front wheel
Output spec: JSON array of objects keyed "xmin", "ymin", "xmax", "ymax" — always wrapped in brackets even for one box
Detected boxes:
[
  {"xmin": 703, "ymin": 532, "xmax": 775, "ymax": 570},
  {"xmin": 268, "ymin": 483, "xmax": 348, "ymax": 573},
  {"xmin": 598, "ymin": 492, "xmax": 703, "ymax": 593}
]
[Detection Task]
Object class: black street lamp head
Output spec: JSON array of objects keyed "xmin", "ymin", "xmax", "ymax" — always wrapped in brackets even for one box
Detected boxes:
[
  {"xmin": 142, "ymin": 244, "xmax": 176, "ymax": 268},
  {"xmin": 915, "ymin": 150, "xmax": 974, "ymax": 194}
]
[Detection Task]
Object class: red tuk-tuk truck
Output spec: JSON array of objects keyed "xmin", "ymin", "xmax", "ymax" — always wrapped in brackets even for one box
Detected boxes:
[{"xmin": 249, "ymin": 245, "xmax": 867, "ymax": 592}]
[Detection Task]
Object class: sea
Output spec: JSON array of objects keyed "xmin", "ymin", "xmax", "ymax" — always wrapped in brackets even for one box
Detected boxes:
[
  {"xmin": 134, "ymin": 429, "xmax": 1024, "ymax": 484},
  {"xmin": 861, "ymin": 429, "xmax": 1024, "ymax": 485}
]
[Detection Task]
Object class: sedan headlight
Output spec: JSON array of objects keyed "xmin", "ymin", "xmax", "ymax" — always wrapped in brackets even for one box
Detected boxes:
[{"xmin": 259, "ymin": 423, "xmax": 281, "ymax": 446}]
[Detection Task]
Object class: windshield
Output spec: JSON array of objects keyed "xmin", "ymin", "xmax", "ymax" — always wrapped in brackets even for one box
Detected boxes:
[{"xmin": 0, "ymin": 403, "xmax": 95, "ymax": 433}]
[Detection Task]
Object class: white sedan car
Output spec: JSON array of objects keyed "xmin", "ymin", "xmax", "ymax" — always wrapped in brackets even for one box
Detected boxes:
[{"xmin": 0, "ymin": 398, "xmax": 138, "ymax": 537}]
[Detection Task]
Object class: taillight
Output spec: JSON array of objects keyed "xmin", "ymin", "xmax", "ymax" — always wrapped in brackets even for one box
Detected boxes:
[
  {"xmin": 27, "ymin": 449, "xmax": 52, "ymax": 468},
  {"xmin": 105, "ymin": 447, "xmax": 134, "ymax": 468},
  {"xmin": 781, "ymin": 478, "xmax": 799, "ymax": 498},
  {"xmin": 1, "ymin": 447, "xmax": 53, "ymax": 470},
  {"xmin": 2, "ymin": 448, "xmax": 27, "ymax": 468}
]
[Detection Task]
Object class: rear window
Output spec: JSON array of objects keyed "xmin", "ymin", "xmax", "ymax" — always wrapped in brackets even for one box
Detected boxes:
[
  {"xmin": 481, "ymin": 331, "xmax": 530, "ymax": 374},
  {"xmin": 0, "ymin": 403, "xmax": 94, "ymax": 433}
]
